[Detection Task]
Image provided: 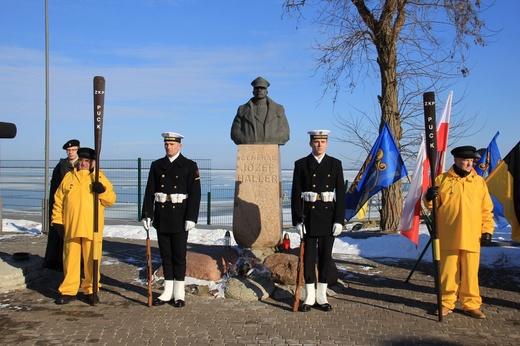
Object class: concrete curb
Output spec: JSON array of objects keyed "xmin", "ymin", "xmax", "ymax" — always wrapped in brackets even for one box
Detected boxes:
[{"xmin": 0, "ymin": 255, "xmax": 47, "ymax": 292}]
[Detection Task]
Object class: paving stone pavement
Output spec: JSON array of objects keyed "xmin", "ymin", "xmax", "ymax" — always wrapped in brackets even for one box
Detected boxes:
[{"xmin": 1, "ymin": 229, "xmax": 520, "ymax": 346}]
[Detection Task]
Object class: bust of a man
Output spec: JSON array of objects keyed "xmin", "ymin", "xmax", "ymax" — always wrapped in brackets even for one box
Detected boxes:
[{"xmin": 230, "ymin": 76, "xmax": 290, "ymax": 145}]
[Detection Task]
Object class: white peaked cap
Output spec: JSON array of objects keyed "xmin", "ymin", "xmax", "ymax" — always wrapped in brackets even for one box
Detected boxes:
[{"xmin": 162, "ymin": 132, "xmax": 184, "ymax": 142}]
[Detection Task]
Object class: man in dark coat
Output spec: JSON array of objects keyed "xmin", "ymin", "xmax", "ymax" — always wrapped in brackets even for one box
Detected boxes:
[
  {"xmin": 291, "ymin": 130, "xmax": 346, "ymax": 312},
  {"xmin": 141, "ymin": 132, "xmax": 201, "ymax": 307},
  {"xmin": 230, "ymin": 76, "xmax": 290, "ymax": 145},
  {"xmin": 43, "ymin": 139, "xmax": 80, "ymax": 272}
]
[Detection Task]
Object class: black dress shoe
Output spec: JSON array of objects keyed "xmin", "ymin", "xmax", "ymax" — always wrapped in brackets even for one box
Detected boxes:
[
  {"xmin": 85, "ymin": 294, "xmax": 100, "ymax": 305},
  {"xmin": 298, "ymin": 304, "xmax": 312, "ymax": 312},
  {"xmin": 55, "ymin": 295, "xmax": 76, "ymax": 305},
  {"xmin": 172, "ymin": 299, "xmax": 185, "ymax": 308},
  {"xmin": 315, "ymin": 303, "xmax": 332, "ymax": 311},
  {"xmin": 152, "ymin": 298, "xmax": 170, "ymax": 306}
]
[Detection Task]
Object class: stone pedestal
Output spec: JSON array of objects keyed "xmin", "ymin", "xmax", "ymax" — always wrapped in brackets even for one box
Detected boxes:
[{"xmin": 232, "ymin": 144, "xmax": 282, "ymax": 248}]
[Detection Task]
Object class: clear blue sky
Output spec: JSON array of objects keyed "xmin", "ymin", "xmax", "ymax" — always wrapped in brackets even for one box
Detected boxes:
[{"xmin": 0, "ymin": 0, "xmax": 518, "ymax": 169}]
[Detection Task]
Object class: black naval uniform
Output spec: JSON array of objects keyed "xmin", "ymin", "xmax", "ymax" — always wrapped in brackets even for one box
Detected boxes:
[
  {"xmin": 43, "ymin": 157, "xmax": 78, "ymax": 271},
  {"xmin": 142, "ymin": 154, "xmax": 201, "ymax": 281},
  {"xmin": 291, "ymin": 154, "xmax": 346, "ymax": 283}
]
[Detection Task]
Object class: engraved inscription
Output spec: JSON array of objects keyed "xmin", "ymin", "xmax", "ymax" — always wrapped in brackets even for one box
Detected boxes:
[{"xmin": 236, "ymin": 156, "xmax": 277, "ymax": 183}]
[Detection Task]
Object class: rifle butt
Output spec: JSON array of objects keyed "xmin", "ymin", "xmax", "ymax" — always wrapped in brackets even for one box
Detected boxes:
[
  {"xmin": 146, "ymin": 237, "xmax": 153, "ymax": 307},
  {"xmin": 292, "ymin": 239, "xmax": 305, "ymax": 312}
]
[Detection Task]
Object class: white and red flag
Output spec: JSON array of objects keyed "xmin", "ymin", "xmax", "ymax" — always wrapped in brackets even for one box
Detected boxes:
[
  {"xmin": 398, "ymin": 92, "xmax": 453, "ymax": 246},
  {"xmin": 399, "ymin": 138, "xmax": 429, "ymax": 246},
  {"xmin": 435, "ymin": 91, "xmax": 452, "ymax": 176}
]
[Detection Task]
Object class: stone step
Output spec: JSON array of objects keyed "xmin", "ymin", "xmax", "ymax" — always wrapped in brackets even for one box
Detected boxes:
[{"xmin": 0, "ymin": 256, "xmax": 46, "ymax": 292}]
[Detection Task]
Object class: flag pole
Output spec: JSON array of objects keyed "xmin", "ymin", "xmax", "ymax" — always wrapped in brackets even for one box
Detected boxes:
[
  {"xmin": 423, "ymin": 92, "xmax": 443, "ymax": 322},
  {"xmin": 403, "ymin": 170, "xmax": 434, "ymax": 283},
  {"xmin": 404, "ymin": 212, "xmax": 432, "ymax": 283}
]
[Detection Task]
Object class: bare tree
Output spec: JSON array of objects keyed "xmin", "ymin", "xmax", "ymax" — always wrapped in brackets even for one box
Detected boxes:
[{"xmin": 283, "ymin": 0, "xmax": 493, "ymax": 231}]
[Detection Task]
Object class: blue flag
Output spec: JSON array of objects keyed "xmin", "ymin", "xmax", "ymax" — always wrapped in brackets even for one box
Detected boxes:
[
  {"xmin": 475, "ymin": 131, "xmax": 501, "ymax": 177},
  {"xmin": 345, "ymin": 123, "xmax": 408, "ymax": 221},
  {"xmin": 477, "ymin": 131, "xmax": 509, "ymax": 229}
]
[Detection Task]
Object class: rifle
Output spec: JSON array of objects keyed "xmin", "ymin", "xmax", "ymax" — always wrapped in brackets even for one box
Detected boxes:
[
  {"xmin": 292, "ymin": 233, "xmax": 305, "ymax": 312},
  {"xmin": 293, "ymin": 198, "xmax": 306, "ymax": 312},
  {"xmin": 146, "ymin": 228, "xmax": 153, "ymax": 307}
]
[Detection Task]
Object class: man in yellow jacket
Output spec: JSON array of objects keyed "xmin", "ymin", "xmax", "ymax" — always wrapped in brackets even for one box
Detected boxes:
[
  {"xmin": 425, "ymin": 145, "xmax": 494, "ymax": 319},
  {"xmin": 51, "ymin": 147, "xmax": 116, "ymax": 305}
]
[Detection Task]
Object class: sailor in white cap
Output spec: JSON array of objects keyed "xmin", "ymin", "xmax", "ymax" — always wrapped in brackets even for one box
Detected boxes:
[
  {"xmin": 291, "ymin": 129, "xmax": 346, "ymax": 312},
  {"xmin": 141, "ymin": 131, "xmax": 201, "ymax": 307}
]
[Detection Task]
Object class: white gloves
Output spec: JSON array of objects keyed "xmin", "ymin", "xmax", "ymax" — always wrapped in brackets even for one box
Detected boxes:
[
  {"xmin": 143, "ymin": 218, "xmax": 194, "ymax": 232},
  {"xmin": 296, "ymin": 223, "xmax": 305, "ymax": 238},
  {"xmin": 142, "ymin": 218, "xmax": 151, "ymax": 231},
  {"xmin": 295, "ymin": 222, "xmax": 341, "ymax": 237},
  {"xmin": 185, "ymin": 220, "xmax": 195, "ymax": 232},
  {"xmin": 332, "ymin": 223, "xmax": 343, "ymax": 236}
]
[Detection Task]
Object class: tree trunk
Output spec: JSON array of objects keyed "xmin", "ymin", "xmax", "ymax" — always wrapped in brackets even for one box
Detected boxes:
[
  {"xmin": 375, "ymin": 26, "xmax": 403, "ymax": 233},
  {"xmin": 380, "ymin": 181, "xmax": 403, "ymax": 232}
]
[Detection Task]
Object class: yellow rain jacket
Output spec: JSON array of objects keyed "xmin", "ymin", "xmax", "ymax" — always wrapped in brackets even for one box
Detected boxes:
[
  {"xmin": 425, "ymin": 166, "xmax": 494, "ymax": 252},
  {"xmin": 52, "ymin": 168, "xmax": 116, "ymax": 240}
]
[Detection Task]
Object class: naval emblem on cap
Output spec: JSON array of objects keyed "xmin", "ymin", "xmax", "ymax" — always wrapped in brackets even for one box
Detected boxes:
[
  {"xmin": 308, "ymin": 130, "xmax": 330, "ymax": 139},
  {"xmin": 162, "ymin": 132, "xmax": 184, "ymax": 143},
  {"xmin": 62, "ymin": 139, "xmax": 80, "ymax": 150}
]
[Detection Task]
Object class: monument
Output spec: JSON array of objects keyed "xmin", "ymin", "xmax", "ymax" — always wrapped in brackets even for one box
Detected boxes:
[{"xmin": 230, "ymin": 77, "xmax": 290, "ymax": 249}]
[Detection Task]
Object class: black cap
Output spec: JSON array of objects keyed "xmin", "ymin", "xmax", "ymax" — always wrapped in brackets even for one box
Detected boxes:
[
  {"xmin": 62, "ymin": 139, "xmax": 80, "ymax": 150},
  {"xmin": 451, "ymin": 146, "xmax": 476, "ymax": 159},
  {"xmin": 77, "ymin": 147, "xmax": 96, "ymax": 160}
]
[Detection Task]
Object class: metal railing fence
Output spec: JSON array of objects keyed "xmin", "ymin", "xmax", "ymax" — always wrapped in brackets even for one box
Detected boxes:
[
  {"xmin": 1, "ymin": 159, "xmax": 407, "ymax": 227},
  {"xmin": 0, "ymin": 159, "xmax": 297, "ymax": 227}
]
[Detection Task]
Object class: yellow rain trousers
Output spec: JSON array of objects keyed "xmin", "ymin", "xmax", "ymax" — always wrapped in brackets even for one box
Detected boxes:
[
  {"xmin": 52, "ymin": 169, "xmax": 116, "ymax": 296},
  {"xmin": 426, "ymin": 167, "xmax": 494, "ymax": 311}
]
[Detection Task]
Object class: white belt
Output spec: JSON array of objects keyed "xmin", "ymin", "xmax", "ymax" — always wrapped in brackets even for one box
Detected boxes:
[
  {"xmin": 154, "ymin": 192, "xmax": 188, "ymax": 203},
  {"xmin": 301, "ymin": 191, "xmax": 335, "ymax": 202}
]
